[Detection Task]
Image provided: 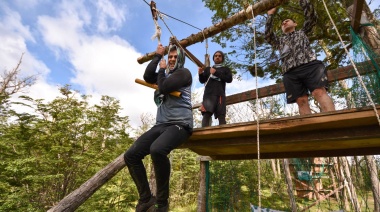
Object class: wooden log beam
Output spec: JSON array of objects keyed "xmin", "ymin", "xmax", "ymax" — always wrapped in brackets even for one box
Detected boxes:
[
  {"xmin": 192, "ymin": 60, "xmax": 378, "ymax": 109},
  {"xmin": 137, "ymin": 0, "xmax": 287, "ymax": 64},
  {"xmin": 351, "ymin": 0, "xmax": 365, "ymax": 32},
  {"xmin": 183, "ymin": 47, "xmax": 206, "ymax": 69},
  {"xmin": 48, "ymin": 154, "xmax": 126, "ymax": 212}
]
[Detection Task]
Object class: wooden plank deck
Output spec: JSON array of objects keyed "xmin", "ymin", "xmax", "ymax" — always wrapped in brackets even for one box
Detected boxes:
[{"xmin": 181, "ymin": 106, "xmax": 380, "ymax": 160}]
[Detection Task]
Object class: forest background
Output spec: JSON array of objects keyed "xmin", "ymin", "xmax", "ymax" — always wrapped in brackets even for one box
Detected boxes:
[{"xmin": 1, "ymin": 0, "xmax": 380, "ymax": 211}]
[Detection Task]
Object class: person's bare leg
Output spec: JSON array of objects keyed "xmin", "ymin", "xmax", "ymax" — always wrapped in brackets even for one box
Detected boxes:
[
  {"xmin": 296, "ymin": 95, "xmax": 312, "ymax": 115},
  {"xmin": 312, "ymin": 87, "xmax": 335, "ymax": 112}
]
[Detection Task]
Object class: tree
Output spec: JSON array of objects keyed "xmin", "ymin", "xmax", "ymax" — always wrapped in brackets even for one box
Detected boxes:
[
  {"xmin": 202, "ymin": 0, "xmax": 379, "ymax": 81},
  {"xmin": 0, "ymin": 85, "xmax": 133, "ymax": 211},
  {"xmin": 0, "ymin": 53, "xmax": 36, "ymax": 105}
]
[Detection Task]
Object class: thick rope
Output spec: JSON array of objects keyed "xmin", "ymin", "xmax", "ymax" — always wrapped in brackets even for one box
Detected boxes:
[
  {"xmin": 159, "ymin": 17, "xmax": 198, "ymax": 67},
  {"xmin": 321, "ymin": 0, "xmax": 380, "ymax": 126},
  {"xmin": 149, "ymin": 1, "xmax": 161, "ymax": 44},
  {"xmin": 151, "ymin": 18, "xmax": 161, "ymax": 44},
  {"xmin": 154, "ymin": 10, "xmax": 212, "ymax": 109},
  {"xmin": 249, "ymin": 4, "xmax": 261, "ymax": 209},
  {"xmin": 200, "ymin": 31, "xmax": 212, "ymax": 92}
]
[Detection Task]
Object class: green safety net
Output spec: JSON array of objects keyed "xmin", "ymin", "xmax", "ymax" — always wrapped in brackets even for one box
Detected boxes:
[
  {"xmin": 349, "ymin": 26, "xmax": 380, "ymax": 107},
  {"xmin": 290, "ymin": 158, "xmax": 326, "ymax": 181}
]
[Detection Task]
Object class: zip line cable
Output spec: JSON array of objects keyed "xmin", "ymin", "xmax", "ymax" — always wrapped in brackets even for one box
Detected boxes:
[{"xmin": 142, "ymin": 0, "xmax": 203, "ymax": 31}]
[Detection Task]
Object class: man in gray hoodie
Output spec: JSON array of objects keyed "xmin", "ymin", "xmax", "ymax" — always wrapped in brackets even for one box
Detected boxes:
[{"xmin": 124, "ymin": 43, "xmax": 193, "ymax": 212}]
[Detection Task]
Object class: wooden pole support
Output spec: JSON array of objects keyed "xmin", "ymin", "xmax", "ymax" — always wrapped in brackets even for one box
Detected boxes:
[{"xmin": 135, "ymin": 78, "xmax": 181, "ymax": 97}]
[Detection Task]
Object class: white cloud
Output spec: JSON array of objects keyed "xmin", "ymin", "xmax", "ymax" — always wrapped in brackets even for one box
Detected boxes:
[
  {"xmin": 35, "ymin": 1, "xmax": 157, "ymax": 129},
  {"xmin": 95, "ymin": 0, "xmax": 126, "ymax": 33},
  {"xmin": 0, "ymin": 6, "xmax": 35, "ymax": 70},
  {"xmin": 0, "ymin": 4, "xmax": 51, "ymax": 88},
  {"xmin": 67, "ymin": 36, "xmax": 157, "ymax": 128}
]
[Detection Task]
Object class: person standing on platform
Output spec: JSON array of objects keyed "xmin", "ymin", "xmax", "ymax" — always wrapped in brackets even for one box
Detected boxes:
[
  {"xmin": 198, "ymin": 50, "xmax": 233, "ymax": 127},
  {"xmin": 265, "ymin": 0, "xmax": 335, "ymax": 115}
]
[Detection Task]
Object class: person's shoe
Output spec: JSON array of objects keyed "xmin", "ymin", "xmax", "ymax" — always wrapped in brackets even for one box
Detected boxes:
[
  {"xmin": 135, "ymin": 196, "xmax": 156, "ymax": 212},
  {"xmin": 150, "ymin": 204, "xmax": 169, "ymax": 212}
]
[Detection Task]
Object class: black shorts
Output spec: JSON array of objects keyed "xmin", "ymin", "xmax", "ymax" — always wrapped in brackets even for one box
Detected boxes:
[
  {"xmin": 202, "ymin": 95, "xmax": 226, "ymax": 119},
  {"xmin": 283, "ymin": 60, "xmax": 328, "ymax": 104}
]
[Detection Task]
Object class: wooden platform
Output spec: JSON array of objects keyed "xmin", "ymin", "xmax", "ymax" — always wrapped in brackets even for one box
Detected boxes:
[{"xmin": 181, "ymin": 106, "xmax": 380, "ymax": 160}]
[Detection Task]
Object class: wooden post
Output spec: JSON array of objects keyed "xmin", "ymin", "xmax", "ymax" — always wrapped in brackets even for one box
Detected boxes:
[
  {"xmin": 197, "ymin": 156, "xmax": 211, "ymax": 212},
  {"xmin": 350, "ymin": 0, "xmax": 365, "ymax": 32}
]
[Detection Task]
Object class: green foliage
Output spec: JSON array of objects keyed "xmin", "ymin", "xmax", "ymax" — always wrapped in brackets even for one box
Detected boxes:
[
  {"xmin": 0, "ymin": 85, "xmax": 133, "ymax": 211},
  {"xmin": 169, "ymin": 149, "xmax": 200, "ymax": 209},
  {"xmin": 207, "ymin": 160, "xmax": 290, "ymax": 211},
  {"xmin": 201, "ymin": 0, "xmax": 375, "ymax": 81}
]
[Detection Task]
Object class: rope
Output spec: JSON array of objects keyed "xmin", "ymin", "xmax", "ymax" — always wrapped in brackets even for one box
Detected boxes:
[
  {"xmin": 153, "ymin": 8, "xmax": 212, "ymax": 109},
  {"xmin": 156, "ymin": 14, "xmax": 214, "ymax": 90},
  {"xmin": 249, "ymin": 3, "xmax": 261, "ymax": 209},
  {"xmin": 151, "ymin": 18, "xmax": 162, "ymax": 44},
  {"xmin": 158, "ymin": 16, "xmax": 199, "ymax": 67},
  {"xmin": 144, "ymin": 0, "xmax": 212, "ymax": 111},
  {"xmin": 149, "ymin": 1, "xmax": 161, "ymax": 44},
  {"xmin": 321, "ymin": 0, "xmax": 380, "ymax": 127},
  {"xmin": 200, "ymin": 30, "xmax": 211, "ymax": 98}
]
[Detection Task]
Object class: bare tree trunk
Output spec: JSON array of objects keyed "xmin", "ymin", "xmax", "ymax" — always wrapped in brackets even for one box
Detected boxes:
[
  {"xmin": 283, "ymin": 159, "xmax": 297, "ymax": 212},
  {"xmin": 365, "ymin": 155, "xmax": 380, "ymax": 212},
  {"xmin": 271, "ymin": 159, "xmax": 278, "ymax": 178},
  {"xmin": 277, "ymin": 159, "xmax": 282, "ymax": 179},
  {"xmin": 335, "ymin": 157, "xmax": 350, "ymax": 211},
  {"xmin": 312, "ymin": 158, "xmax": 323, "ymax": 200},
  {"xmin": 328, "ymin": 157, "xmax": 341, "ymax": 203},
  {"xmin": 340, "ymin": 157, "xmax": 361, "ymax": 211},
  {"xmin": 48, "ymin": 154, "xmax": 126, "ymax": 212},
  {"xmin": 353, "ymin": 156, "xmax": 364, "ymax": 186}
]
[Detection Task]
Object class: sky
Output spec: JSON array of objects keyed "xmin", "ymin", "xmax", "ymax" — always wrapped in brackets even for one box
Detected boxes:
[
  {"xmin": 0, "ymin": 0, "xmax": 264, "ymax": 131},
  {"xmin": 1, "ymin": 0, "xmax": 379, "ymax": 131}
]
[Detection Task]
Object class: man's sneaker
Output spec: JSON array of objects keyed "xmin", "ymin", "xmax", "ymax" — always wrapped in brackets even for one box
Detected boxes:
[
  {"xmin": 135, "ymin": 196, "xmax": 156, "ymax": 212},
  {"xmin": 151, "ymin": 204, "xmax": 169, "ymax": 212}
]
